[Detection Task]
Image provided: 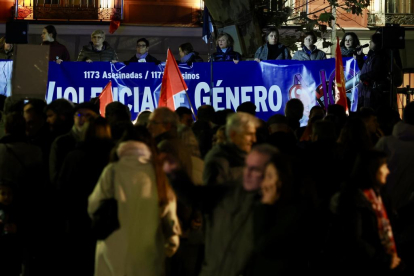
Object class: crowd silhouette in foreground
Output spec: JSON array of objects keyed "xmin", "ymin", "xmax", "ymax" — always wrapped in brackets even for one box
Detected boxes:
[{"xmin": 0, "ymin": 92, "xmax": 413, "ymax": 276}]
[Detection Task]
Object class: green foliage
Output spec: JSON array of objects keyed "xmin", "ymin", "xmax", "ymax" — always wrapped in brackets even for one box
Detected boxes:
[
  {"xmin": 319, "ymin": 12, "xmax": 334, "ymax": 22},
  {"xmin": 253, "ymin": 0, "xmax": 369, "ymax": 54}
]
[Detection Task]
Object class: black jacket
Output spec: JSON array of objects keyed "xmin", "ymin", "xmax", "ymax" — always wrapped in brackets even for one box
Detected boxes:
[
  {"xmin": 328, "ymin": 188, "xmax": 395, "ymax": 274},
  {"xmin": 357, "ymin": 49, "xmax": 390, "ymax": 108},
  {"xmin": 246, "ymin": 201, "xmax": 307, "ymax": 275},
  {"xmin": 128, "ymin": 53, "xmax": 161, "ymax": 65},
  {"xmin": 77, "ymin": 41, "xmax": 118, "ymax": 62},
  {"xmin": 168, "ymin": 170, "xmax": 259, "ymax": 276},
  {"xmin": 183, "ymin": 52, "xmax": 204, "ymax": 66},
  {"xmin": 211, "ymin": 46, "xmax": 242, "ymax": 62}
]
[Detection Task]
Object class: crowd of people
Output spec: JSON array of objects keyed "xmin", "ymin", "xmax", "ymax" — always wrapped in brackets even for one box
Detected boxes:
[
  {"xmin": 0, "ymin": 89, "xmax": 413, "ymax": 275},
  {"xmin": 0, "ymin": 24, "xmax": 411, "ymax": 276}
]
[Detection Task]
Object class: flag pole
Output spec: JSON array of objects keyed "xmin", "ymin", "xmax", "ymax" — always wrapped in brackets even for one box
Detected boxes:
[
  {"xmin": 184, "ymin": 89, "xmax": 197, "ymax": 120},
  {"xmin": 209, "ymin": 35, "xmax": 214, "ymax": 106}
]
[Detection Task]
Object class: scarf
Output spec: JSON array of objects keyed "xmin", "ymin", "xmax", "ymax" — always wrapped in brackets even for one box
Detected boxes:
[
  {"xmin": 341, "ymin": 47, "xmax": 355, "ymax": 57},
  {"xmin": 136, "ymin": 52, "xmax": 148, "ymax": 60},
  {"xmin": 304, "ymin": 46, "xmax": 313, "ymax": 56},
  {"xmin": 362, "ymin": 188, "xmax": 397, "ymax": 256},
  {"xmin": 181, "ymin": 52, "xmax": 194, "ymax": 63}
]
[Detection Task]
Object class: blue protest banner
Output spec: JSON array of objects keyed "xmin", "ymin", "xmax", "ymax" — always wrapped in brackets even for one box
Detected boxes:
[
  {"xmin": 0, "ymin": 60, "xmax": 12, "ymax": 97},
  {"xmin": 1, "ymin": 58, "xmax": 360, "ymax": 123}
]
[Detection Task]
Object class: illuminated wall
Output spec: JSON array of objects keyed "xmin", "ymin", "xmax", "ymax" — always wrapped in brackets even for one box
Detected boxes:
[{"xmin": 123, "ymin": 0, "xmax": 202, "ymax": 25}]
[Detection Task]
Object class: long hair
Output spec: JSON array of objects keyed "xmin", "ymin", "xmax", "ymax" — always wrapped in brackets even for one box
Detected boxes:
[
  {"xmin": 216, "ymin": 33, "xmax": 234, "ymax": 47},
  {"xmin": 179, "ymin": 43, "xmax": 194, "ymax": 55},
  {"xmin": 339, "ymin": 32, "xmax": 360, "ymax": 49},
  {"xmin": 264, "ymin": 152, "xmax": 294, "ymax": 205},
  {"xmin": 44, "ymin": 25, "xmax": 57, "ymax": 40},
  {"xmin": 337, "ymin": 117, "xmax": 373, "ymax": 151},
  {"xmin": 83, "ymin": 116, "xmax": 112, "ymax": 142},
  {"xmin": 348, "ymin": 150, "xmax": 387, "ymax": 190}
]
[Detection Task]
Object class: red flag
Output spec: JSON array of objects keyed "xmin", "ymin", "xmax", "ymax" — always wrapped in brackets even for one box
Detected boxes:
[
  {"xmin": 109, "ymin": 20, "xmax": 121, "ymax": 34},
  {"xmin": 99, "ymin": 81, "xmax": 113, "ymax": 117},
  {"xmin": 159, "ymin": 49, "xmax": 188, "ymax": 110},
  {"xmin": 335, "ymin": 37, "xmax": 349, "ymax": 113}
]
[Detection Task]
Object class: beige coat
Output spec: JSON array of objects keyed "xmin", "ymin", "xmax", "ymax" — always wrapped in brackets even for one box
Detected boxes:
[{"xmin": 88, "ymin": 141, "xmax": 180, "ymax": 276}]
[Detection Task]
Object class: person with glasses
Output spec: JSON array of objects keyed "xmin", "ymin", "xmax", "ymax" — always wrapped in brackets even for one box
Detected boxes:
[
  {"xmin": 128, "ymin": 38, "xmax": 160, "ymax": 65},
  {"xmin": 77, "ymin": 30, "xmax": 118, "ymax": 63},
  {"xmin": 49, "ymin": 102, "xmax": 99, "ymax": 185}
]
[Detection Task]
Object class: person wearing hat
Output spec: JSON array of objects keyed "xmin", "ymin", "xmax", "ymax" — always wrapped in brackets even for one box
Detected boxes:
[
  {"xmin": 49, "ymin": 102, "xmax": 99, "ymax": 185},
  {"xmin": 357, "ymin": 33, "xmax": 390, "ymax": 109}
]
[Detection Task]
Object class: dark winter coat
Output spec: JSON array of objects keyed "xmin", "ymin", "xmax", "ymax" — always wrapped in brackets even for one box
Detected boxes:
[
  {"xmin": 246, "ymin": 202, "xmax": 307, "ymax": 275},
  {"xmin": 182, "ymin": 52, "xmax": 204, "ymax": 66},
  {"xmin": 328, "ymin": 188, "xmax": 395, "ymax": 274},
  {"xmin": 42, "ymin": 40, "xmax": 71, "ymax": 61},
  {"xmin": 211, "ymin": 46, "xmax": 242, "ymax": 62},
  {"xmin": 254, "ymin": 43, "xmax": 291, "ymax": 60},
  {"xmin": 168, "ymin": 171, "xmax": 259, "ymax": 276},
  {"xmin": 128, "ymin": 53, "xmax": 160, "ymax": 65},
  {"xmin": 0, "ymin": 134, "xmax": 45, "ymax": 240},
  {"xmin": 203, "ymin": 142, "xmax": 246, "ymax": 186},
  {"xmin": 77, "ymin": 41, "xmax": 118, "ymax": 62},
  {"xmin": 357, "ymin": 49, "xmax": 390, "ymax": 108},
  {"xmin": 0, "ymin": 134, "xmax": 44, "ymax": 190},
  {"xmin": 56, "ymin": 138, "xmax": 114, "ymax": 275},
  {"xmin": 49, "ymin": 127, "xmax": 82, "ymax": 185}
]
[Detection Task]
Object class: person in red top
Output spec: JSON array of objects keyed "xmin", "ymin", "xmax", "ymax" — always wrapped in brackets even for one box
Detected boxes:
[{"xmin": 41, "ymin": 25, "xmax": 71, "ymax": 64}]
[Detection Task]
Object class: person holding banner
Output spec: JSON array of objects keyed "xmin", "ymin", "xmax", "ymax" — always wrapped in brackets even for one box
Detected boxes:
[
  {"xmin": 128, "ymin": 38, "xmax": 160, "ymax": 65},
  {"xmin": 41, "ymin": 25, "xmax": 71, "ymax": 64},
  {"xmin": 254, "ymin": 28, "xmax": 291, "ymax": 61},
  {"xmin": 211, "ymin": 33, "xmax": 242, "ymax": 64},
  {"xmin": 178, "ymin": 42, "xmax": 204, "ymax": 66},
  {"xmin": 77, "ymin": 30, "xmax": 118, "ymax": 63},
  {"xmin": 292, "ymin": 32, "xmax": 326, "ymax": 61}
]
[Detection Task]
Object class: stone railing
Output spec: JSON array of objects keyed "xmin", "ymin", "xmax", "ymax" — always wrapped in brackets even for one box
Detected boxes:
[
  {"xmin": 12, "ymin": 0, "xmax": 122, "ymax": 21},
  {"xmin": 368, "ymin": 12, "xmax": 414, "ymax": 26}
]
